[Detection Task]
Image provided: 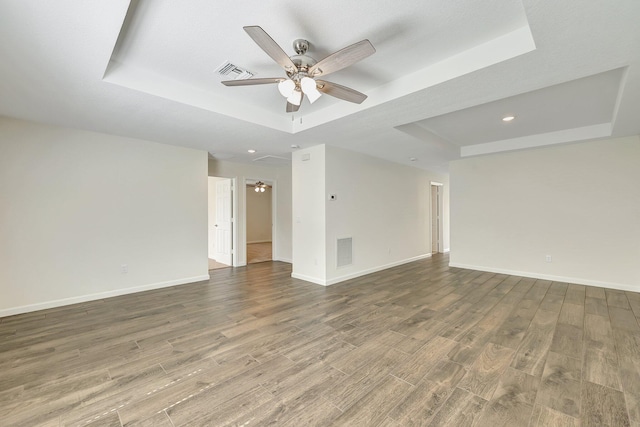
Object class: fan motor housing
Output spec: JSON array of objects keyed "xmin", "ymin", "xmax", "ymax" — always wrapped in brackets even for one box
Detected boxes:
[
  {"xmin": 288, "ymin": 39, "xmax": 317, "ymax": 77},
  {"xmin": 293, "ymin": 39, "xmax": 309, "ymax": 55},
  {"xmin": 290, "ymin": 54, "xmax": 317, "ymax": 74}
]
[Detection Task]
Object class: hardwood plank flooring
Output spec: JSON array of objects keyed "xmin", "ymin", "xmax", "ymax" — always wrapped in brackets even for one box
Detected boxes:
[
  {"xmin": 2, "ymin": 254, "xmax": 640, "ymax": 426},
  {"xmin": 246, "ymin": 242, "xmax": 272, "ymax": 264},
  {"xmin": 474, "ymin": 367, "xmax": 539, "ymax": 427},
  {"xmin": 536, "ymin": 351, "xmax": 581, "ymax": 418}
]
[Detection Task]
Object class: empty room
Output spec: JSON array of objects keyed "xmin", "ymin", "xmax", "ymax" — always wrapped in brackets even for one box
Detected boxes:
[{"xmin": 1, "ymin": 1, "xmax": 640, "ymax": 426}]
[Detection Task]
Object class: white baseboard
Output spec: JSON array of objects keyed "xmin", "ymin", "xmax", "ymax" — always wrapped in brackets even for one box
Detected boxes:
[
  {"xmin": 0, "ymin": 274, "xmax": 211, "ymax": 318},
  {"xmin": 326, "ymin": 253, "xmax": 432, "ymax": 286},
  {"xmin": 292, "ymin": 253, "xmax": 433, "ymax": 287},
  {"xmin": 291, "ymin": 272, "xmax": 326, "ymax": 285},
  {"xmin": 448, "ymin": 262, "xmax": 640, "ymax": 293},
  {"xmin": 274, "ymin": 257, "xmax": 293, "ymax": 264}
]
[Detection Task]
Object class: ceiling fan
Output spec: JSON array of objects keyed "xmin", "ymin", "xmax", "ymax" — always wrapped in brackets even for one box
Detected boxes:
[{"xmin": 221, "ymin": 26, "xmax": 376, "ymax": 112}]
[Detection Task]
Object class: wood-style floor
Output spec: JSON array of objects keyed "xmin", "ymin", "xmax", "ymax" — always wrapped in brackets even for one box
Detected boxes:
[
  {"xmin": 247, "ymin": 242, "xmax": 272, "ymax": 264},
  {"xmin": 208, "ymin": 258, "xmax": 230, "ymax": 270},
  {"xmin": 2, "ymin": 254, "xmax": 640, "ymax": 426}
]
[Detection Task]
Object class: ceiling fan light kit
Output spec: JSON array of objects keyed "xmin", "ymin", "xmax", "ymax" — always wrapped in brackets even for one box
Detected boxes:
[
  {"xmin": 288, "ymin": 87, "xmax": 303, "ymax": 106},
  {"xmin": 300, "ymin": 77, "xmax": 321, "ymax": 104},
  {"xmin": 277, "ymin": 79, "xmax": 295, "ymax": 97},
  {"xmin": 254, "ymin": 181, "xmax": 268, "ymax": 193},
  {"xmin": 221, "ymin": 26, "xmax": 375, "ymax": 112}
]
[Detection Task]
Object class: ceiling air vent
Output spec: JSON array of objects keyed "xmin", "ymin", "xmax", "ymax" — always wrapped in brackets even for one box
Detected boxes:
[{"xmin": 215, "ymin": 61, "xmax": 254, "ymax": 80}]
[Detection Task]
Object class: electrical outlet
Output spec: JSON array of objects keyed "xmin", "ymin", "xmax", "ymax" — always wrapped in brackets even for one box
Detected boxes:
[
  {"xmin": 121, "ymin": 264, "xmax": 128, "ymax": 274},
  {"xmin": 545, "ymin": 255, "xmax": 552, "ymax": 263}
]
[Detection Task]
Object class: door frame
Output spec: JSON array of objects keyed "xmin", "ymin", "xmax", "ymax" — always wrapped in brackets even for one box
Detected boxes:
[
  {"xmin": 244, "ymin": 178, "xmax": 277, "ymax": 264},
  {"xmin": 230, "ymin": 177, "xmax": 238, "ymax": 267},
  {"xmin": 430, "ymin": 181, "xmax": 444, "ymax": 254}
]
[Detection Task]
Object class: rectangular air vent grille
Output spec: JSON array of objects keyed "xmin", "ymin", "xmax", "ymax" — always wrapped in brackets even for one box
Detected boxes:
[
  {"xmin": 215, "ymin": 61, "xmax": 254, "ymax": 80},
  {"xmin": 337, "ymin": 237, "xmax": 353, "ymax": 268}
]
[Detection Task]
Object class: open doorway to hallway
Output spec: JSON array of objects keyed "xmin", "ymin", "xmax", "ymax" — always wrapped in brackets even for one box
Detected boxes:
[
  {"xmin": 246, "ymin": 180, "xmax": 273, "ymax": 264},
  {"xmin": 208, "ymin": 176, "xmax": 233, "ymax": 270},
  {"xmin": 431, "ymin": 182, "xmax": 443, "ymax": 254}
]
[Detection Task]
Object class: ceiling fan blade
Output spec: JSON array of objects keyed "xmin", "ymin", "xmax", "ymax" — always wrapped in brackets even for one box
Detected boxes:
[
  {"xmin": 316, "ymin": 80, "xmax": 367, "ymax": 104},
  {"xmin": 221, "ymin": 77, "xmax": 284, "ymax": 86},
  {"xmin": 286, "ymin": 94, "xmax": 304, "ymax": 112},
  {"xmin": 309, "ymin": 40, "xmax": 375, "ymax": 77},
  {"xmin": 243, "ymin": 26, "xmax": 298, "ymax": 73},
  {"xmin": 286, "ymin": 102, "xmax": 300, "ymax": 113}
]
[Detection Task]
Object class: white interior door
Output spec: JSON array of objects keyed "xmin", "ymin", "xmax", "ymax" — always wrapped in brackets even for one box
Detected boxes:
[
  {"xmin": 207, "ymin": 178, "xmax": 217, "ymax": 259},
  {"xmin": 214, "ymin": 179, "xmax": 233, "ymax": 265}
]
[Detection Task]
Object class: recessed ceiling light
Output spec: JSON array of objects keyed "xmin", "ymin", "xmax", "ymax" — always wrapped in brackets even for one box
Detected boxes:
[
  {"xmin": 247, "ymin": 149, "xmax": 256, "ymax": 153},
  {"xmin": 290, "ymin": 144, "xmax": 300, "ymax": 149},
  {"xmin": 502, "ymin": 115, "xmax": 516, "ymax": 122},
  {"xmin": 409, "ymin": 157, "xmax": 417, "ymax": 162}
]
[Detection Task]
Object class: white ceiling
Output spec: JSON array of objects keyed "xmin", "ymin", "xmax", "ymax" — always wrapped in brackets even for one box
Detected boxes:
[{"xmin": 1, "ymin": 0, "xmax": 639, "ymax": 174}]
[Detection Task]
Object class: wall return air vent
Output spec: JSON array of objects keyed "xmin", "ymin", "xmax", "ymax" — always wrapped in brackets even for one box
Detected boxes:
[{"xmin": 336, "ymin": 237, "xmax": 353, "ymax": 268}]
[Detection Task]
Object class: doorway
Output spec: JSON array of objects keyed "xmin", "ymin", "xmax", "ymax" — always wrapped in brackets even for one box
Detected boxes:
[
  {"xmin": 246, "ymin": 180, "xmax": 273, "ymax": 264},
  {"xmin": 431, "ymin": 182, "xmax": 443, "ymax": 254},
  {"xmin": 208, "ymin": 176, "xmax": 233, "ymax": 270}
]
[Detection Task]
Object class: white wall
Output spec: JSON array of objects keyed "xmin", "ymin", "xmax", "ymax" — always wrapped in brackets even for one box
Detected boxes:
[
  {"xmin": 208, "ymin": 159, "xmax": 292, "ymax": 264},
  {"xmin": 291, "ymin": 145, "xmax": 327, "ymax": 283},
  {"xmin": 246, "ymin": 186, "xmax": 272, "ymax": 243},
  {"xmin": 0, "ymin": 117, "xmax": 209, "ymax": 316},
  {"xmin": 324, "ymin": 145, "xmax": 449, "ymax": 284},
  {"xmin": 292, "ymin": 144, "xmax": 450, "ymax": 285},
  {"xmin": 450, "ymin": 135, "xmax": 640, "ymax": 291}
]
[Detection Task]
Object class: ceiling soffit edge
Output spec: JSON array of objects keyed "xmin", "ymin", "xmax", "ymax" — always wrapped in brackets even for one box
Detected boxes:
[{"xmin": 104, "ymin": 2, "xmax": 535, "ymax": 135}]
